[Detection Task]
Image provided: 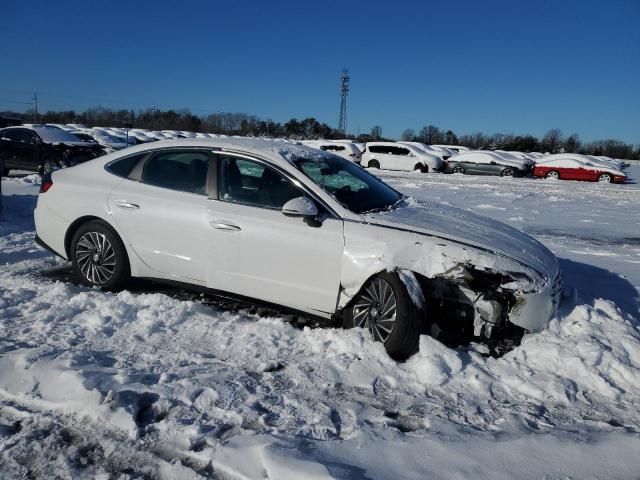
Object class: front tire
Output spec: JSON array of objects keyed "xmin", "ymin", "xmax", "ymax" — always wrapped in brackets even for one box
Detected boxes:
[
  {"xmin": 597, "ymin": 173, "xmax": 612, "ymax": 183},
  {"xmin": 71, "ymin": 221, "xmax": 130, "ymax": 290},
  {"xmin": 452, "ymin": 165, "xmax": 465, "ymax": 174},
  {"xmin": 545, "ymin": 170, "xmax": 560, "ymax": 180},
  {"xmin": 368, "ymin": 159, "xmax": 380, "ymax": 169},
  {"xmin": 343, "ymin": 272, "xmax": 423, "ymax": 360}
]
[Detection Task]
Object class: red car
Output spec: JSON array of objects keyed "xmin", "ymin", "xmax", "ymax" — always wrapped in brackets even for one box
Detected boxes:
[{"xmin": 533, "ymin": 157, "xmax": 626, "ymax": 183}]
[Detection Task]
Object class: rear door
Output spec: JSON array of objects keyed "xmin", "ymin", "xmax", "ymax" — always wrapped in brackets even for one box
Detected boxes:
[
  {"xmin": 205, "ymin": 153, "xmax": 344, "ymax": 314},
  {"xmin": 107, "ymin": 149, "xmax": 212, "ymax": 282},
  {"xmin": 387, "ymin": 146, "xmax": 412, "ymax": 171}
]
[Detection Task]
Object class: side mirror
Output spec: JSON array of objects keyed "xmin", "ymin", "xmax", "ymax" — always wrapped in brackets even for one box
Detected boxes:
[
  {"xmin": 282, "ymin": 196, "xmax": 318, "ymax": 218},
  {"xmin": 489, "ymin": 161, "xmax": 497, "ymax": 165}
]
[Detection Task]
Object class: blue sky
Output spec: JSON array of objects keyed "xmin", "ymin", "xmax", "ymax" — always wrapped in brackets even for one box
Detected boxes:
[{"xmin": 2, "ymin": 0, "xmax": 638, "ymax": 142}]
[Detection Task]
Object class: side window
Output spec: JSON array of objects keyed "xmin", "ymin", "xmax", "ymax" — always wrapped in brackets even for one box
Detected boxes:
[
  {"xmin": 106, "ymin": 153, "xmax": 147, "ymax": 178},
  {"xmin": 10, "ymin": 130, "xmax": 30, "ymax": 143},
  {"xmin": 218, "ymin": 156, "xmax": 303, "ymax": 209},
  {"xmin": 0, "ymin": 130, "xmax": 18, "ymax": 141},
  {"xmin": 368, "ymin": 146, "xmax": 385, "ymax": 154},
  {"xmin": 389, "ymin": 147, "xmax": 409, "ymax": 156},
  {"xmin": 23, "ymin": 131, "xmax": 39, "ymax": 144},
  {"xmin": 141, "ymin": 150, "xmax": 209, "ymax": 195}
]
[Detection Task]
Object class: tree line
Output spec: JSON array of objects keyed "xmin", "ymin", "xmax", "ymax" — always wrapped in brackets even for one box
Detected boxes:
[{"xmin": 3, "ymin": 106, "xmax": 638, "ymax": 159}]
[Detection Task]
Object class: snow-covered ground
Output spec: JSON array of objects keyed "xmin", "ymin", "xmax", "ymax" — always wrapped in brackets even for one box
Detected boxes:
[{"xmin": 1, "ymin": 167, "xmax": 639, "ymax": 479}]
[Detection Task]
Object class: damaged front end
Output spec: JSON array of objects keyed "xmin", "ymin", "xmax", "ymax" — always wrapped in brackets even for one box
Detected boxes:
[
  {"xmin": 339, "ymin": 221, "xmax": 562, "ymax": 352},
  {"xmin": 413, "ymin": 266, "xmax": 554, "ymax": 351},
  {"xmin": 46, "ymin": 142, "xmax": 106, "ymax": 171}
]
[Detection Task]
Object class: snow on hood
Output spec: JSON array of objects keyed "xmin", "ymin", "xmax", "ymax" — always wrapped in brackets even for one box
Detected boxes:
[{"xmin": 363, "ymin": 199, "xmax": 559, "ymax": 279}]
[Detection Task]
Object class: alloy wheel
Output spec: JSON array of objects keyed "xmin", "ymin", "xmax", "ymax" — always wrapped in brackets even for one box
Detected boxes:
[
  {"xmin": 546, "ymin": 171, "xmax": 560, "ymax": 179},
  {"xmin": 352, "ymin": 277, "xmax": 397, "ymax": 342},
  {"xmin": 75, "ymin": 232, "xmax": 117, "ymax": 284},
  {"xmin": 598, "ymin": 173, "xmax": 611, "ymax": 183}
]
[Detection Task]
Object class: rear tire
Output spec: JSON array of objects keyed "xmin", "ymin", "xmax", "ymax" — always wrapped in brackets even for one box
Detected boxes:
[
  {"xmin": 501, "ymin": 167, "xmax": 515, "ymax": 177},
  {"xmin": 368, "ymin": 159, "xmax": 380, "ymax": 169},
  {"xmin": 343, "ymin": 271, "xmax": 423, "ymax": 361},
  {"xmin": 414, "ymin": 164, "xmax": 428, "ymax": 173},
  {"xmin": 70, "ymin": 220, "xmax": 130, "ymax": 290}
]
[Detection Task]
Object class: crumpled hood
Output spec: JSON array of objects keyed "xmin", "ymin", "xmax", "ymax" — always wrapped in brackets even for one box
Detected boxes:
[{"xmin": 363, "ymin": 200, "xmax": 559, "ymax": 279}]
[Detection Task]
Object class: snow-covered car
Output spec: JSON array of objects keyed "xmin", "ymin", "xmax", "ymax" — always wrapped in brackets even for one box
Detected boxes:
[
  {"xmin": 433, "ymin": 144, "xmax": 472, "ymax": 153},
  {"xmin": 34, "ymin": 138, "xmax": 561, "ymax": 360},
  {"xmin": 587, "ymin": 155, "xmax": 625, "ymax": 171},
  {"xmin": 444, "ymin": 151, "xmax": 530, "ymax": 177},
  {"xmin": 302, "ymin": 140, "xmax": 362, "ymax": 163},
  {"xmin": 363, "ymin": 142, "xmax": 443, "ymax": 172},
  {"xmin": 398, "ymin": 142, "xmax": 453, "ymax": 161},
  {"xmin": 533, "ymin": 155, "xmax": 627, "ymax": 183}
]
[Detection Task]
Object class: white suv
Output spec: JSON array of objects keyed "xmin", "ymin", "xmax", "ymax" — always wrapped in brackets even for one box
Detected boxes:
[
  {"xmin": 34, "ymin": 138, "xmax": 560, "ymax": 360},
  {"xmin": 302, "ymin": 140, "xmax": 362, "ymax": 164},
  {"xmin": 362, "ymin": 142, "xmax": 443, "ymax": 172}
]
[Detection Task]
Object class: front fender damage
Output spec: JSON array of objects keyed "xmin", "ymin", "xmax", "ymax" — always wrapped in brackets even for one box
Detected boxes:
[{"xmin": 338, "ymin": 231, "xmax": 549, "ymax": 341}]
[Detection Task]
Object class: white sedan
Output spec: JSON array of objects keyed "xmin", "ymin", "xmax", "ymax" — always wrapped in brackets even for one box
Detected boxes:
[{"xmin": 35, "ymin": 138, "xmax": 561, "ymax": 359}]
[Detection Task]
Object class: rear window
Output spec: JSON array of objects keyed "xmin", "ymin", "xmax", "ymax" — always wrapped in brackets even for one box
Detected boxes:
[
  {"xmin": 106, "ymin": 153, "xmax": 147, "ymax": 178},
  {"xmin": 141, "ymin": 150, "xmax": 210, "ymax": 195}
]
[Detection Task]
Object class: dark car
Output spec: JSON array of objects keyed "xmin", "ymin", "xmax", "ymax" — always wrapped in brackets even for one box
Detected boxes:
[
  {"xmin": 444, "ymin": 151, "xmax": 531, "ymax": 177},
  {"xmin": 0, "ymin": 125, "xmax": 106, "ymax": 175}
]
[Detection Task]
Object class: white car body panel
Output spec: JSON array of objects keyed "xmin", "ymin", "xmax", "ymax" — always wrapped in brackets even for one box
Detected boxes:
[
  {"xmin": 204, "ymin": 199, "xmax": 344, "ymax": 313},
  {"xmin": 34, "ymin": 137, "xmax": 560, "ymax": 334},
  {"xmin": 107, "ymin": 180, "xmax": 210, "ymax": 283}
]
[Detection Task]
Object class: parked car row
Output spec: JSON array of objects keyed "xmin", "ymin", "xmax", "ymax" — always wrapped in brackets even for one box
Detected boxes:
[
  {"xmin": 0, "ymin": 123, "xmax": 631, "ymax": 184},
  {"xmin": 312, "ymin": 141, "xmax": 628, "ymax": 184}
]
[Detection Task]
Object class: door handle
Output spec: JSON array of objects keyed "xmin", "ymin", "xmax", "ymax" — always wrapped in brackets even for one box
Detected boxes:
[
  {"xmin": 209, "ymin": 221, "xmax": 241, "ymax": 232},
  {"xmin": 115, "ymin": 201, "xmax": 140, "ymax": 209}
]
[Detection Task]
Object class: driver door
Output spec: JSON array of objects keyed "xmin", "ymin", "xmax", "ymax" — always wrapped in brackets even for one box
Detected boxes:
[{"xmin": 205, "ymin": 154, "xmax": 345, "ymax": 315}]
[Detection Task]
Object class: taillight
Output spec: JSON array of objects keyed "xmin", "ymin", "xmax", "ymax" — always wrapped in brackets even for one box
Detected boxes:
[{"xmin": 40, "ymin": 173, "xmax": 53, "ymax": 193}]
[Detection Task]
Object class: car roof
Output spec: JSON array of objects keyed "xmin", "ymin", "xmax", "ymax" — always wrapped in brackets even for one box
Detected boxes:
[{"xmin": 100, "ymin": 137, "xmax": 330, "ymax": 169}]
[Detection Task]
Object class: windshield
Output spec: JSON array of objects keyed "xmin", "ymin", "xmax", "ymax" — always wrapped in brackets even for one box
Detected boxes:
[
  {"xmin": 32, "ymin": 126, "xmax": 86, "ymax": 143},
  {"xmin": 293, "ymin": 154, "xmax": 403, "ymax": 214}
]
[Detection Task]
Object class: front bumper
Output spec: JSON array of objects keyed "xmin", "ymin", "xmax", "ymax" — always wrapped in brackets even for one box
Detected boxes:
[{"xmin": 508, "ymin": 271, "xmax": 562, "ymax": 331}]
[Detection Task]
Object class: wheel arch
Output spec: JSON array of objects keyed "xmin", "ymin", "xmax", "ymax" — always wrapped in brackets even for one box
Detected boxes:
[{"xmin": 64, "ymin": 215, "xmax": 128, "ymax": 261}]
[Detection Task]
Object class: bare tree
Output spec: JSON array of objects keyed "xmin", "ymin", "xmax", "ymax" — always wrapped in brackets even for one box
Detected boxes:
[
  {"xmin": 401, "ymin": 128, "xmax": 415, "ymax": 141},
  {"xmin": 419, "ymin": 125, "xmax": 443, "ymax": 144},
  {"xmin": 541, "ymin": 129, "xmax": 563, "ymax": 154},
  {"xmin": 370, "ymin": 125, "xmax": 382, "ymax": 140}
]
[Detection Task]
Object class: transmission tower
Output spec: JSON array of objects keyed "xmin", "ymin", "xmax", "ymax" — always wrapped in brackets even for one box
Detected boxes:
[{"xmin": 338, "ymin": 70, "xmax": 350, "ymax": 135}]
